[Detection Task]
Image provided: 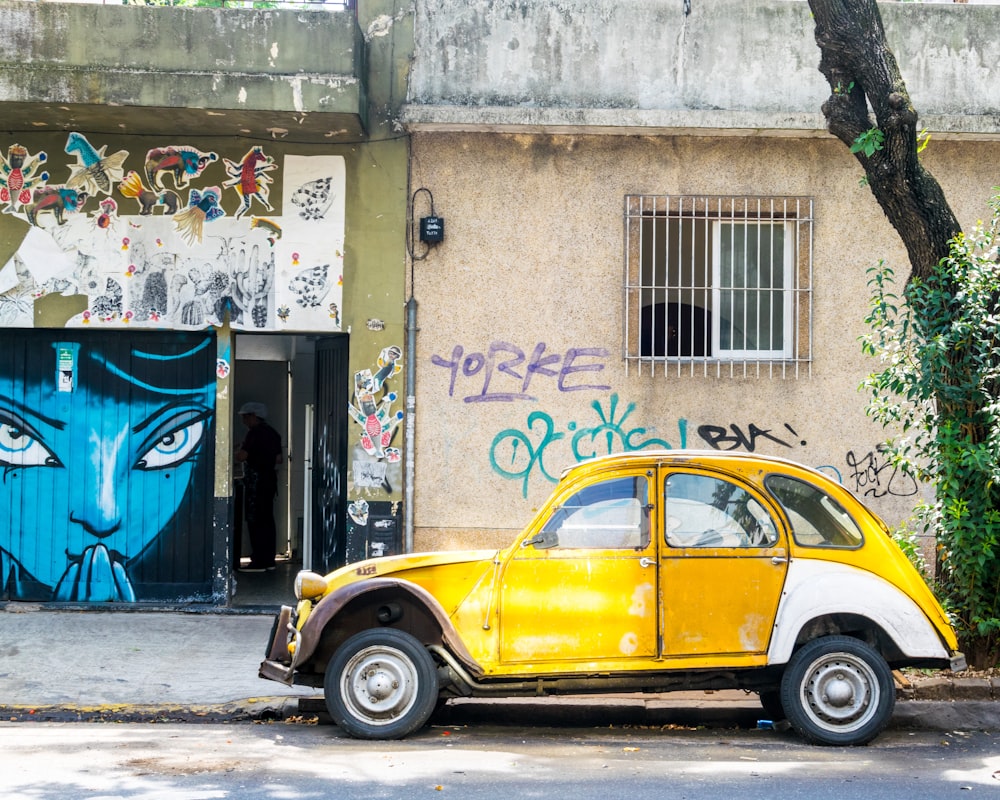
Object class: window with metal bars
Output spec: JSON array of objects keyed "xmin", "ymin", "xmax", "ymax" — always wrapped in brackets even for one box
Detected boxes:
[{"xmin": 624, "ymin": 195, "xmax": 813, "ymax": 378}]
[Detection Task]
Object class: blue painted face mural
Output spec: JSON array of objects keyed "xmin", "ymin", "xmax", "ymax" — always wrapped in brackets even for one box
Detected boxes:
[{"xmin": 0, "ymin": 333, "xmax": 215, "ymax": 602}]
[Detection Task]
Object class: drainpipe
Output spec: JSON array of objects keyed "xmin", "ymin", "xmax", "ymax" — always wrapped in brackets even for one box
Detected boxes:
[{"xmin": 404, "ymin": 295, "xmax": 417, "ymax": 553}]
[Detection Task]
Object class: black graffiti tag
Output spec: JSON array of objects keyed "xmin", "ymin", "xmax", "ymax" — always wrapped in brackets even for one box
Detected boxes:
[
  {"xmin": 846, "ymin": 447, "xmax": 918, "ymax": 498},
  {"xmin": 697, "ymin": 423, "xmax": 805, "ymax": 452}
]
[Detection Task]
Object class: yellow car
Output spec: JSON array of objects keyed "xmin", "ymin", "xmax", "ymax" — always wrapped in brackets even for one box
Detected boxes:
[{"xmin": 259, "ymin": 451, "xmax": 964, "ymax": 746}]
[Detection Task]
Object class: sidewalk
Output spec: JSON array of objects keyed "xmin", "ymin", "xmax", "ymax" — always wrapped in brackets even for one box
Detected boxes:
[
  {"xmin": 1, "ymin": 604, "xmax": 997, "ymax": 733},
  {"xmin": 0, "ymin": 604, "xmax": 315, "ymax": 723}
]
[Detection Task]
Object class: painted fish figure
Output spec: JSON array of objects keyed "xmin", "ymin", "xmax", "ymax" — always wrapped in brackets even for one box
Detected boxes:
[{"xmin": 173, "ymin": 186, "xmax": 225, "ymax": 246}]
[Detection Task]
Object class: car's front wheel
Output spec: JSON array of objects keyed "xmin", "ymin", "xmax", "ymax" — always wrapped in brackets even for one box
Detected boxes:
[
  {"xmin": 780, "ymin": 635, "xmax": 895, "ymax": 746},
  {"xmin": 324, "ymin": 628, "xmax": 439, "ymax": 739}
]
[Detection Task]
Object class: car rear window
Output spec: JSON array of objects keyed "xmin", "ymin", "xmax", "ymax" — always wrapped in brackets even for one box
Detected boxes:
[{"xmin": 765, "ymin": 474, "xmax": 864, "ymax": 548}]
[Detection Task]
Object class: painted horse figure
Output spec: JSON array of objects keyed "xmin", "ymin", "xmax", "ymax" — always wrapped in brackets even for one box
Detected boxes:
[
  {"xmin": 222, "ymin": 146, "xmax": 277, "ymax": 219},
  {"xmin": 64, "ymin": 132, "xmax": 128, "ymax": 196}
]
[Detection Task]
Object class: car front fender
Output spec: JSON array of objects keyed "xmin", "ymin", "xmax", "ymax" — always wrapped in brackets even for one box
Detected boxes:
[
  {"xmin": 768, "ymin": 559, "xmax": 950, "ymax": 666},
  {"xmin": 294, "ymin": 576, "xmax": 483, "ymax": 677}
]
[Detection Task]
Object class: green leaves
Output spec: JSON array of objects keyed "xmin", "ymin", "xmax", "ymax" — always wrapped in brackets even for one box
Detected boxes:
[
  {"xmin": 850, "ymin": 127, "xmax": 885, "ymax": 158},
  {"xmin": 917, "ymin": 128, "xmax": 931, "ymax": 155},
  {"xmin": 862, "ymin": 193, "xmax": 1000, "ymax": 666}
]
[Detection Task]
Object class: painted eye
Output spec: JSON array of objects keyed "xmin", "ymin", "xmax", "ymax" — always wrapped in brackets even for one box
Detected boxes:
[
  {"xmin": 136, "ymin": 415, "xmax": 208, "ymax": 471},
  {"xmin": 0, "ymin": 419, "xmax": 60, "ymax": 467}
]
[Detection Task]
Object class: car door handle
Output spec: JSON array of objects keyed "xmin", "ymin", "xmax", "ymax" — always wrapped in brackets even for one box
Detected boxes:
[
  {"xmin": 639, "ymin": 557, "xmax": 656, "ymax": 568},
  {"xmin": 771, "ymin": 556, "xmax": 787, "ymax": 566}
]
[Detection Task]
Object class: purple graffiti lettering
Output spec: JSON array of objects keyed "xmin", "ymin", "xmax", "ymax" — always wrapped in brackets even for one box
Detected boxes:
[
  {"xmin": 431, "ymin": 345, "xmax": 464, "ymax": 397},
  {"xmin": 431, "ymin": 342, "xmax": 610, "ymax": 402},
  {"xmin": 558, "ymin": 348, "xmax": 611, "ymax": 393},
  {"xmin": 462, "ymin": 351, "xmax": 485, "ymax": 377},
  {"xmin": 492, "ymin": 342, "xmax": 525, "ymax": 381},
  {"xmin": 524, "ymin": 342, "xmax": 561, "ymax": 390},
  {"xmin": 488, "ymin": 342, "xmax": 527, "ymax": 387},
  {"xmin": 465, "ymin": 342, "xmax": 535, "ymax": 402}
]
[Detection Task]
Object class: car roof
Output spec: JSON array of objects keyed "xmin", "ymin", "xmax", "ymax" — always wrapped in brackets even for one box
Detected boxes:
[{"xmin": 558, "ymin": 449, "xmax": 827, "ymax": 481}]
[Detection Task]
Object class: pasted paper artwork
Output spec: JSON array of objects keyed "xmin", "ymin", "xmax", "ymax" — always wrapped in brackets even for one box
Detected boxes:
[{"xmin": 0, "ymin": 136, "xmax": 345, "ymax": 333}]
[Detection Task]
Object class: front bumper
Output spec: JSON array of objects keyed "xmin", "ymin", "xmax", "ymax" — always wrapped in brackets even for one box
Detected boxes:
[
  {"xmin": 258, "ymin": 605, "xmax": 296, "ymax": 685},
  {"xmin": 951, "ymin": 651, "xmax": 968, "ymax": 672}
]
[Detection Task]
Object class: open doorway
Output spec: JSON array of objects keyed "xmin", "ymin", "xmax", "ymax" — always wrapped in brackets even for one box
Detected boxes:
[{"xmin": 230, "ymin": 333, "xmax": 348, "ymax": 607}]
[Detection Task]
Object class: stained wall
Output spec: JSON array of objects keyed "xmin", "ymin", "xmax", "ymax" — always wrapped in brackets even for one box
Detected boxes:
[{"xmin": 408, "ymin": 131, "xmax": 1000, "ymax": 550}]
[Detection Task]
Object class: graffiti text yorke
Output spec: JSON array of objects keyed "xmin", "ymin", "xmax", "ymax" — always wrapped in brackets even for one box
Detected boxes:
[{"xmin": 431, "ymin": 342, "xmax": 611, "ymax": 403}]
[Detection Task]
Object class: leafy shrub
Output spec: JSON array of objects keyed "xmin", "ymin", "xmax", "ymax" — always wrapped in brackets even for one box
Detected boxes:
[{"xmin": 861, "ymin": 193, "xmax": 1000, "ymax": 667}]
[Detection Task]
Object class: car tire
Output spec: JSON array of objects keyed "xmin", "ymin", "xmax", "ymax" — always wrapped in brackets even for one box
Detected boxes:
[
  {"xmin": 758, "ymin": 690, "xmax": 786, "ymax": 721},
  {"xmin": 324, "ymin": 628, "xmax": 440, "ymax": 740},
  {"xmin": 780, "ymin": 635, "xmax": 895, "ymax": 746}
]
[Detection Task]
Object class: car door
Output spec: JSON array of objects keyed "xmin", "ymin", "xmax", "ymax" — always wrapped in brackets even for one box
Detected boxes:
[
  {"xmin": 498, "ymin": 470, "xmax": 658, "ymax": 664},
  {"xmin": 659, "ymin": 468, "xmax": 788, "ymax": 658}
]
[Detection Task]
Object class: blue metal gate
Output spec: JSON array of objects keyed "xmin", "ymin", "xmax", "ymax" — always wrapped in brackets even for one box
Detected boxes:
[{"xmin": 0, "ymin": 330, "xmax": 216, "ymax": 603}]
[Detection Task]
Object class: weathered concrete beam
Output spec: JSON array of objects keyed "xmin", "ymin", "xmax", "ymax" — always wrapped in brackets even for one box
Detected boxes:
[
  {"xmin": 0, "ymin": 1, "xmax": 366, "ymax": 140},
  {"xmin": 402, "ymin": 106, "xmax": 1000, "ymax": 141},
  {"xmin": 402, "ymin": 106, "xmax": 831, "ymax": 138},
  {"xmin": 403, "ymin": 0, "xmax": 1000, "ymax": 138}
]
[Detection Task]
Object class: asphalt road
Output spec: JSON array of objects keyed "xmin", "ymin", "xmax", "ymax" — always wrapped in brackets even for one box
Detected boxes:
[{"xmin": 3, "ymin": 720, "xmax": 998, "ymax": 800}]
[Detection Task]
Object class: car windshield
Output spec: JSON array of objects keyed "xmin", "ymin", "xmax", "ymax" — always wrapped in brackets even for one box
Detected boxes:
[{"xmin": 766, "ymin": 474, "xmax": 864, "ymax": 548}]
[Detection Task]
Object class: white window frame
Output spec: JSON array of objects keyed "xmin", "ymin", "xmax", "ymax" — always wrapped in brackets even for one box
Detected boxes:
[{"xmin": 711, "ymin": 220, "xmax": 794, "ymax": 360}]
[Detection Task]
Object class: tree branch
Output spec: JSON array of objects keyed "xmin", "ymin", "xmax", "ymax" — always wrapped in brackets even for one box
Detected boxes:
[{"xmin": 807, "ymin": 0, "xmax": 960, "ymax": 280}]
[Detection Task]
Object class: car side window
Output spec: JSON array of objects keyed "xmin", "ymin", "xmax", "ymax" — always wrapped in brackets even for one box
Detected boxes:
[
  {"xmin": 664, "ymin": 473, "xmax": 777, "ymax": 548},
  {"xmin": 765, "ymin": 474, "xmax": 864, "ymax": 548},
  {"xmin": 541, "ymin": 476, "xmax": 650, "ymax": 549}
]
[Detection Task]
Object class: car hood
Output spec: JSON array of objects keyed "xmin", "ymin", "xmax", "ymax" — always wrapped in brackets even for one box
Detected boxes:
[{"xmin": 325, "ymin": 549, "xmax": 500, "ymax": 591}]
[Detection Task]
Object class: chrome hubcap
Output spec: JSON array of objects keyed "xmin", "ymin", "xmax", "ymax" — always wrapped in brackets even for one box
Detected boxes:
[
  {"xmin": 341, "ymin": 645, "xmax": 418, "ymax": 726},
  {"xmin": 800, "ymin": 653, "xmax": 878, "ymax": 732}
]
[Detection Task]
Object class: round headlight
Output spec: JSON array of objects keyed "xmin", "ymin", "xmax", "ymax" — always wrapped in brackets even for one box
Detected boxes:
[{"xmin": 294, "ymin": 570, "xmax": 328, "ymax": 601}]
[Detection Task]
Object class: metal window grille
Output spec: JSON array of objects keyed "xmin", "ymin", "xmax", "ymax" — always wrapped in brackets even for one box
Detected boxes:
[{"xmin": 624, "ymin": 195, "xmax": 813, "ymax": 378}]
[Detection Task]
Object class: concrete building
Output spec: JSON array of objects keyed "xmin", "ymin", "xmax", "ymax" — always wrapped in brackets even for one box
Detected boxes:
[
  {"xmin": 1, "ymin": 0, "xmax": 999, "ymax": 606},
  {"xmin": 0, "ymin": 0, "xmax": 414, "ymax": 604},
  {"xmin": 401, "ymin": 0, "xmax": 1000, "ymax": 551}
]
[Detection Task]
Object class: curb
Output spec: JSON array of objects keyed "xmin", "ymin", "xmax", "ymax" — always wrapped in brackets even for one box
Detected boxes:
[
  {"xmin": 897, "ymin": 673, "xmax": 1000, "ymax": 702},
  {"xmin": 5, "ymin": 685, "xmax": 998, "ymax": 732},
  {"xmin": 0, "ymin": 697, "xmax": 301, "ymax": 724}
]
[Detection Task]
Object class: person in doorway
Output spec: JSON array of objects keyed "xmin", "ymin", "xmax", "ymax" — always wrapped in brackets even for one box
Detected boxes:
[{"xmin": 235, "ymin": 401, "xmax": 282, "ymax": 572}]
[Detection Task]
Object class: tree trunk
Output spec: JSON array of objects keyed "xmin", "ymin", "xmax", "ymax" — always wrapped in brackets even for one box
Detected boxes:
[
  {"xmin": 806, "ymin": 0, "xmax": 961, "ymax": 280},
  {"xmin": 807, "ymin": 1, "xmax": 1000, "ymax": 667}
]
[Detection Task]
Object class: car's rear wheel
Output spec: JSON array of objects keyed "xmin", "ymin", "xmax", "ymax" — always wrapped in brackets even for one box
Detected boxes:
[
  {"xmin": 324, "ymin": 628, "xmax": 439, "ymax": 739},
  {"xmin": 780, "ymin": 635, "xmax": 894, "ymax": 746}
]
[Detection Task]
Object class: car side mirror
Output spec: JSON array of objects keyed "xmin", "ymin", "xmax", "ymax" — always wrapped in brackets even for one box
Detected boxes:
[{"xmin": 521, "ymin": 530, "xmax": 559, "ymax": 549}]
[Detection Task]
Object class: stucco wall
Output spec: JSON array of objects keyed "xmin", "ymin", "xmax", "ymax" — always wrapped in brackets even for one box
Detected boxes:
[{"xmin": 407, "ymin": 130, "xmax": 1000, "ymax": 551}]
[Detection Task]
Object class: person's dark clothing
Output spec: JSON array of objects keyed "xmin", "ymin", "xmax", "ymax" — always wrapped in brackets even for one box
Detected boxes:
[{"xmin": 241, "ymin": 420, "xmax": 282, "ymax": 568}]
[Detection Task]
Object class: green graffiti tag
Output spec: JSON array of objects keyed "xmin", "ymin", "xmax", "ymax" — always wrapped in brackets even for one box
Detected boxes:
[{"xmin": 490, "ymin": 393, "xmax": 687, "ymax": 497}]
